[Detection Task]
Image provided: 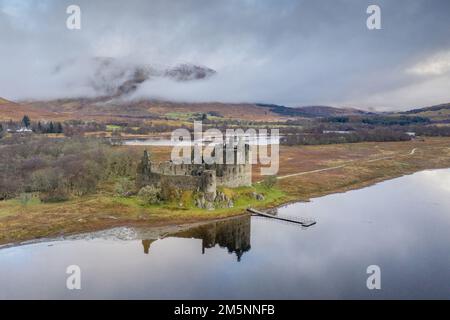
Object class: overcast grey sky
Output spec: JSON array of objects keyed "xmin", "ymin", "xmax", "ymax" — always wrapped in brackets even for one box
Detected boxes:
[{"xmin": 0, "ymin": 0, "xmax": 449, "ymax": 110}]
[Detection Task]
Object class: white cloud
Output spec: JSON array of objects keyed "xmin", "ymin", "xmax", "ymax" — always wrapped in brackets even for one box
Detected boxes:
[
  {"xmin": 0, "ymin": 0, "xmax": 30, "ymax": 17},
  {"xmin": 338, "ymin": 74, "xmax": 450, "ymax": 111},
  {"xmin": 407, "ymin": 51, "xmax": 450, "ymax": 76}
]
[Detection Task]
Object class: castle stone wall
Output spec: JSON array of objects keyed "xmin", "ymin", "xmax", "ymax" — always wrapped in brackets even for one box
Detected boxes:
[
  {"xmin": 160, "ymin": 174, "xmax": 202, "ymax": 191},
  {"xmin": 216, "ymin": 164, "xmax": 252, "ymax": 188}
]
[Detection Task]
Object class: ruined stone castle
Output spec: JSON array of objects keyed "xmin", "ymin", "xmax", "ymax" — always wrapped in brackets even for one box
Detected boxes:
[{"xmin": 136, "ymin": 141, "xmax": 252, "ymax": 200}]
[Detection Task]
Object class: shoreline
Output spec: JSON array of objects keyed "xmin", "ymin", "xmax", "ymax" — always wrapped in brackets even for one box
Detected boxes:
[
  {"xmin": 0, "ymin": 213, "xmax": 250, "ymax": 250},
  {"xmin": 2, "ymin": 165, "xmax": 448, "ymax": 248}
]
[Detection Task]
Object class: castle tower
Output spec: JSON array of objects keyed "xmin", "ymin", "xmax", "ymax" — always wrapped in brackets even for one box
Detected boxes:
[{"xmin": 144, "ymin": 150, "xmax": 152, "ymax": 172}]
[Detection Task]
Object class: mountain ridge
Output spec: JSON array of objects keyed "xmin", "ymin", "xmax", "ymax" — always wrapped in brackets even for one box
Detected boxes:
[{"xmin": 1, "ymin": 95, "xmax": 449, "ymax": 122}]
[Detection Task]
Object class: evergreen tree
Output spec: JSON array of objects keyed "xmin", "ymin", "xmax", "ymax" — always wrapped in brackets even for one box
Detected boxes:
[{"xmin": 22, "ymin": 115, "xmax": 31, "ymax": 128}]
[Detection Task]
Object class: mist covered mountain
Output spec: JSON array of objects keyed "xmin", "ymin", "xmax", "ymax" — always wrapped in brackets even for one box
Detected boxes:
[{"xmin": 52, "ymin": 57, "xmax": 217, "ymax": 98}]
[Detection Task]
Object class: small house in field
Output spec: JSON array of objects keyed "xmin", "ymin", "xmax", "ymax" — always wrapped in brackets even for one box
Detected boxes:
[{"xmin": 16, "ymin": 127, "xmax": 33, "ymax": 133}]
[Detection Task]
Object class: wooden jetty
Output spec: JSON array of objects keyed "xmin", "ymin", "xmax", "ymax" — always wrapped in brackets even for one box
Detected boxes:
[{"xmin": 247, "ymin": 208, "xmax": 316, "ymax": 227}]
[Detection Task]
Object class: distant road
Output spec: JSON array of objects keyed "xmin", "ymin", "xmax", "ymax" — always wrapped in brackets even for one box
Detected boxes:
[{"xmin": 277, "ymin": 163, "xmax": 350, "ymax": 180}]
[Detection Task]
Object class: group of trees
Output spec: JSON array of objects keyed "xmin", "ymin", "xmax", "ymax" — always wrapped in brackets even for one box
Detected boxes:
[
  {"xmin": 361, "ymin": 116, "xmax": 431, "ymax": 126},
  {"xmin": 1, "ymin": 116, "xmax": 64, "ymax": 134},
  {"xmin": 32, "ymin": 121, "xmax": 64, "ymax": 134},
  {"xmin": 282, "ymin": 129, "xmax": 412, "ymax": 146},
  {"xmin": 26, "ymin": 115, "xmax": 64, "ymax": 134},
  {"xmin": 323, "ymin": 115, "xmax": 431, "ymax": 126},
  {"xmin": 0, "ymin": 136, "xmax": 137, "ymax": 202}
]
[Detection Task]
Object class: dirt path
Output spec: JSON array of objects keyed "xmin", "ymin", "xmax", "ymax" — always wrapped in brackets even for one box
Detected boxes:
[
  {"xmin": 277, "ymin": 163, "xmax": 350, "ymax": 180},
  {"xmin": 277, "ymin": 148, "xmax": 418, "ymax": 180}
]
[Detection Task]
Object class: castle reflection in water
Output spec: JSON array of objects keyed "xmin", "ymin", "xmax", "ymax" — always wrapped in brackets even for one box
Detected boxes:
[{"xmin": 141, "ymin": 215, "xmax": 251, "ymax": 261}]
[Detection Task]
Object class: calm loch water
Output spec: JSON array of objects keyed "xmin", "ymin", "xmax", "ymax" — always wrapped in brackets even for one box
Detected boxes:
[{"xmin": 1, "ymin": 169, "xmax": 450, "ymax": 299}]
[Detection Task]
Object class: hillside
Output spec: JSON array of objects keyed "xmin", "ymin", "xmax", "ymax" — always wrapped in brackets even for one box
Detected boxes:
[
  {"xmin": 0, "ymin": 97, "xmax": 14, "ymax": 105},
  {"xmin": 2, "ymin": 95, "xmax": 450, "ymax": 123},
  {"xmin": 0, "ymin": 97, "xmax": 61, "ymax": 121},
  {"xmin": 402, "ymin": 103, "xmax": 450, "ymax": 114},
  {"xmin": 254, "ymin": 104, "xmax": 372, "ymax": 118},
  {"xmin": 295, "ymin": 105, "xmax": 370, "ymax": 117},
  {"xmin": 22, "ymin": 99, "xmax": 283, "ymax": 122},
  {"xmin": 401, "ymin": 103, "xmax": 450, "ymax": 121}
]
